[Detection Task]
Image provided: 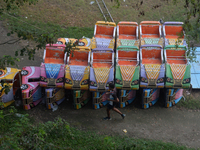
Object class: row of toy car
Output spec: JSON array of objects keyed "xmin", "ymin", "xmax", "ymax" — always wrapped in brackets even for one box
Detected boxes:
[
  {"xmin": 47, "ymin": 38, "xmax": 190, "ymax": 110},
  {"xmin": 115, "ymin": 21, "xmax": 189, "ymax": 109},
  {"xmin": 138, "ymin": 44, "xmax": 190, "ymax": 109},
  {"xmin": 159, "ymin": 21, "xmax": 189, "ymax": 108},
  {"xmin": 116, "ymin": 21, "xmax": 187, "ymax": 47},
  {"xmin": 115, "ymin": 21, "xmax": 187, "ymax": 49},
  {"xmin": 63, "ymin": 39, "xmax": 91, "ymax": 109},
  {"xmin": 86, "ymin": 21, "xmax": 186, "ymax": 49},
  {"xmin": 115, "ymin": 21, "xmax": 162, "ymax": 109},
  {"xmin": 115, "ymin": 22, "xmax": 139, "ymax": 108},
  {"xmin": 0, "ymin": 45, "xmax": 188, "ymax": 110},
  {"xmin": 0, "ymin": 21, "xmax": 190, "ymax": 110},
  {"xmin": 57, "ymin": 22, "xmax": 116, "ymax": 110},
  {"xmin": 77, "ymin": 21, "xmax": 162, "ymax": 109},
  {"xmin": 20, "ymin": 42, "xmax": 91, "ymax": 111},
  {"xmin": 47, "ymin": 21, "xmax": 189, "ymax": 110}
]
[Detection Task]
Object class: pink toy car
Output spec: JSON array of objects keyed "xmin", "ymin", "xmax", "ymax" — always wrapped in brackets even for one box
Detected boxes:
[
  {"xmin": 21, "ymin": 66, "xmax": 44, "ymax": 110},
  {"xmin": 40, "ymin": 44, "xmax": 66, "ymax": 109},
  {"xmin": 40, "ymin": 44, "xmax": 66, "ymax": 88}
]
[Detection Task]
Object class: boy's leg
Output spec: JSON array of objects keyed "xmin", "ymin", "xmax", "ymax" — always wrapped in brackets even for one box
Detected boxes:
[
  {"xmin": 113, "ymin": 107, "xmax": 126, "ymax": 119},
  {"xmin": 112, "ymin": 107, "xmax": 122, "ymax": 115},
  {"xmin": 104, "ymin": 107, "xmax": 112, "ymax": 120},
  {"xmin": 107, "ymin": 108, "xmax": 111, "ymax": 118}
]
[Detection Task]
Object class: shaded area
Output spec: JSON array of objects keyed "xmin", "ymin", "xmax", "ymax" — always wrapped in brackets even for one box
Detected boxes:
[{"xmin": 27, "ymin": 98, "xmax": 200, "ymax": 149}]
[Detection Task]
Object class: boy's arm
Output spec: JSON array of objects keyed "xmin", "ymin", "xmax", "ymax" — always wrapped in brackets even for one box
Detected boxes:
[
  {"xmin": 113, "ymin": 94, "xmax": 119, "ymax": 103},
  {"xmin": 106, "ymin": 92, "xmax": 110, "ymax": 95},
  {"xmin": 107, "ymin": 95, "xmax": 119, "ymax": 103}
]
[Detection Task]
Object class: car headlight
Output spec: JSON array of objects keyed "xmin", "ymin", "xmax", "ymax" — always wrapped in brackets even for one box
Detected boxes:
[
  {"xmin": 56, "ymin": 77, "xmax": 64, "ymax": 83},
  {"xmin": 182, "ymin": 78, "xmax": 190, "ymax": 84},
  {"xmin": 140, "ymin": 77, "xmax": 148, "ymax": 83},
  {"xmin": 131, "ymin": 79, "xmax": 139, "ymax": 85},
  {"xmin": 21, "ymin": 70, "xmax": 28, "ymax": 76},
  {"xmin": 157, "ymin": 78, "xmax": 164, "ymax": 83},
  {"xmin": 65, "ymin": 78, "xmax": 72, "ymax": 84},
  {"xmin": 115, "ymin": 79, "xmax": 123, "ymax": 85},
  {"xmin": 81, "ymin": 79, "xmax": 89, "ymax": 85},
  {"xmin": 90, "ymin": 81, "xmax": 97, "ymax": 87},
  {"xmin": 57, "ymin": 41, "xmax": 63, "ymax": 44},
  {"xmin": 40, "ymin": 76, "xmax": 47, "ymax": 82},
  {"xmin": 21, "ymin": 84, "xmax": 28, "ymax": 90},
  {"xmin": 166, "ymin": 77, "xmax": 173, "ymax": 83},
  {"xmin": 106, "ymin": 81, "xmax": 114, "ymax": 87}
]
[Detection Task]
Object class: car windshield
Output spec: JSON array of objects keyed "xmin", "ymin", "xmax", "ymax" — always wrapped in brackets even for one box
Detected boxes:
[
  {"xmin": 0, "ymin": 79, "xmax": 13, "ymax": 84},
  {"xmin": 28, "ymin": 78, "xmax": 40, "ymax": 82}
]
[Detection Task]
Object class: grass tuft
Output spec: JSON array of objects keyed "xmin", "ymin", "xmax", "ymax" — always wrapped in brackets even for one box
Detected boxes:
[{"xmin": 177, "ymin": 98, "xmax": 200, "ymax": 110}]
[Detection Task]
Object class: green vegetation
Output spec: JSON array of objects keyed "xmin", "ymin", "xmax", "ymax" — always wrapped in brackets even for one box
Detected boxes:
[
  {"xmin": 0, "ymin": 106, "xmax": 193, "ymax": 150},
  {"xmin": 1, "ymin": 13, "xmax": 94, "ymax": 39},
  {"xmin": 11, "ymin": 0, "xmax": 188, "ymax": 26},
  {"xmin": 177, "ymin": 98, "xmax": 200, "ymax": 110}
]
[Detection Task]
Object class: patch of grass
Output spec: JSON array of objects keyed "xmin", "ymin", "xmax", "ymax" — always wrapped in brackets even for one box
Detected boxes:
[
  {"xmin": 0, "ymin": 0, "xmax": 194, "ymax": 43},
  {"xmin": 0, "ymin": 109, "xmax": 194, "ymax": 150},
  {"xmin": 0, "ymin": 105, "xmax": 33, "ymax": 134},
  {"xmin": 1, "ymin": 13, "xmax": 94, "ymax": 40},
  {"xmin": 1, "ymin": 0, "xmax": 188, "ymax": 28},
  {"xmin": 177, "ymin": 98, "xmax": 200, "ymax": 110},
  {"xmin": 1, "ymin": 0, "xmax": 191, "ymax": 46}
]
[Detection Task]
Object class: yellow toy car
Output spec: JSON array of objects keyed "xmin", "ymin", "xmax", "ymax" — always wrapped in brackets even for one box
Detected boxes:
[{"xmin": 0, "ymin": 67, "xmax": 21, "ymax": 108}]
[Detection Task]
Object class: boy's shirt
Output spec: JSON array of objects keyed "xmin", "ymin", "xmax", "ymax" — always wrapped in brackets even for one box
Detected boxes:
[{"xmin": 109, "ymin": 89, "xmax": 117, "ymax": 106}]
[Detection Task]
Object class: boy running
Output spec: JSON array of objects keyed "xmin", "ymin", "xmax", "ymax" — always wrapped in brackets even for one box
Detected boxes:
[{"xmin": 103, "ymin": 83, "xmax": 126, "ymax": 120}]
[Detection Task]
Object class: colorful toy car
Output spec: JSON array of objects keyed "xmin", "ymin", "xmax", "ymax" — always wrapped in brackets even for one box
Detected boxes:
[
  {"xmin": 140, "ymin": 45, "xmax": 165, "ymax": 109},
  {"xmin": 0, "ymin": 67, "xmax": 21, "ymax": 108},
  {"xmin": 40, "ymin": 44, "xmax": 66, "ymax": 109},
  {"xmin": 64, "ymin": 38, "xmax": 91, "ymax": 109},
  {"xmin": 90, "ymin": 48, "xmax": 114, "ymax": 109},
  {"xmin": 115, "ymin": 46, "xmax": 139, "ymax": 108},
  {"xmin": 163, "ymin": 22, "xmax": 187, "ymax": 47},
  {"xmin": 57, "ymin": 37, "xmax": 92, "ymax": 48},
  {"xmin": 21, "ymin": 66, "xmax": 44, "ymax": 110},
  {"xmin": 116, "ymin": 21, "xmax": 139, "ymax": 48},
  {"xmin": 164, "ymin": 45, "xmax": 191, "ymax": 107},
  {"xmin": 91, "ymin": 21, "xmax": 116, "ymax": 49},
  {"xmin": 139, "ymin": 21, "xmax": 163, "ymax": 46}
]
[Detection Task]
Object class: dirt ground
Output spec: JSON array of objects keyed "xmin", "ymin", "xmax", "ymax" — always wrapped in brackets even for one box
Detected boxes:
[{"xmin": 1, "ymin": 21, "xmax": 200, "ymax": 149}]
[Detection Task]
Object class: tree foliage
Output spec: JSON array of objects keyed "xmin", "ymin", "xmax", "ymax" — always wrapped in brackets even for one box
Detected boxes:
[
  {"xmin": 0, "ymin": 0, "xmax": 38, "ymax": 13},
  {"xmin": 172, "ymin": 0, "xmax": 200, "ymax": 61},
  {"xmin": 0, "ymin": 0, "xmax": 77, "ymax": 97},
  {"xmin": 0, "ymin": 0, "xmax": 78, "ymax": 69}
]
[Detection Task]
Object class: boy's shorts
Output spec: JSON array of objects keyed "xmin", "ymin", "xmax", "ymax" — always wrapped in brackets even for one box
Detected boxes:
[{"xmin": 107, "ymin": 104, "xmax": 115, "ymax": 110}]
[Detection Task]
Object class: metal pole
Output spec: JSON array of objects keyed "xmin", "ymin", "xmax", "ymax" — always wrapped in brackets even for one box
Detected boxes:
[
  {"xmin": 96, "ymin": 0, "xmax": 107, "ymax": 21},
  {"xmin": 102, "ymin": 0, "xmax": 114, "ymax": 22}
]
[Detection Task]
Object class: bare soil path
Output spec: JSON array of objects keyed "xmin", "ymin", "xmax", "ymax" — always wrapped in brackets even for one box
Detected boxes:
[
  {"xmin": 28, "ymin": 100, "xmax": 200, "ymax": 149},
  {"xmin": 0, "ymin": 21, "xmax": 200, "ymax": 149},
  {"xmin": 0, "ymin": 21, "xmax": 42, "ymax": 69}
]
